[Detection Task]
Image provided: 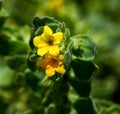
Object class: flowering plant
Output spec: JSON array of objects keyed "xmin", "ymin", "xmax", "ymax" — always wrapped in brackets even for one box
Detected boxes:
[
  {"xmin": 27, "ymin": 16, "xmax": 98, "ymax": 114},
  {"xmin": 1, "ymin": 0, "xmax": 120, "ymax": 113}
]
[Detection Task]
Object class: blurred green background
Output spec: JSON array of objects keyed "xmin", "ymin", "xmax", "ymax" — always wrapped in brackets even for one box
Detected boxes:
[{"xmin": 0, "ymin": 0, "xmax": 120, "ymax": 114}]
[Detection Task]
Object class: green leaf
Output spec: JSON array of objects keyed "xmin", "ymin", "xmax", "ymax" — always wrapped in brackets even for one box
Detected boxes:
[
  {"xmin": 0, "ymin": 38, "xmax": 29, "ymax": 55},
  {"xmin": 13, "ymin": 73, "xmax": 25, "ymax": 87},
  {"xmin": 63, "ymin": 48, "xmax": 72, "ymax": 70},
  {"xmin": 0, "ymin": 66, "xmax": 14, "ymax": 87},
  {"xmin": 25, "ymin": 70, "xmax": 39, "ymax": 91},
  {"xmin": 28, "ymin": 53, "xmax": 40, "ymax": 62},
  {"xmin": 10, "ymin": 0, "xmax": 39, "ymax": 25},
  {"xmin": 0, "ymin": 96, "xmax": 8, "ymax": 114},
  {"xmin": 32, "ymin": 16, "xmax": 59, "ymax": 27},
  {"xmin": 71, "ymin": 35, "xmax": 97, "ymax": 61},
  {"xmin": 0, "ymin": 58, "xmax": 14, "ymax": 86},
  {"xmin": 71, "ymin": 59, "xmax": 97, "ymax": 81},
  {"xmin": 0, "ymin": 0, "xmax": 3, "ymax": 10},
  {"xmin": 68, "ymin": 77, "xmax": 91, "ymax": 98},
  {"xmin": 8, "ymin": 41, "xmax": 29, "ymax": 55},
  {"xmin": 0, "ymin": 9, "xmax": 8, "ymax": 27},
  {"xmin": 27, "ymin": 53, "xmax": 38, "ymax": 71},
  {"xmin": 96, "ymin": 99, "xmax": 120, "ymax": 114},
  {"xmin": 74, "ymin": 97, "xmax": 99, "ymax": 114},
  {"xmin": 0, "ymin": 36, "xmax": 10, "ymax": 55},
  {"xmin": 6, "ymin": 55, "xmax": 27, "ymax": 71}
]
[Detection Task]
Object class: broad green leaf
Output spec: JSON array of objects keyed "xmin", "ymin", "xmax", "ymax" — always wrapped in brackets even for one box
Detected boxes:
[
  {"xmin": 0, "ymin": 60, "xmax": 14, "ymax": 86},
  {"xmin": 71, "ymin": 59, "xmax": 97, "ymax": 81},
  {"xmin": 28, "ymin": 53, "xmax": 40, "ymax": 62},
  {"xmin": 74, "ymin": 97, "xmax": 99, "ymax": 114},
  {"xmin": 6, "ymin": 55, "xmax": 27, "ymax": 71},
  {"xmin": 68, "ymin": 77, "xmax": 91, "ymax": 98},
  {"xmin": 0, "ymin": 66, "xmax": 14, "ymax": 86},
  {"xmin": 0, "ymin": 96, "xmax": 8, "ymax": 114},
  {"xmin": 71, "ymin": 35, "xmax": 97, "ymax": 61},
  {"xmin": 27, "ymin": 52, "xmax": 39, "ymax": 71},
  {"xmin": 96, "ymin": 99, "xmax": 120, "ymax": 114},
  {"xmin": 8, "ymin": 41, "xmax": 29, "ymax": 55},
  {"xmin": 0, "ymin": 8, "xmax": 8, "ymax": 27},
  {"xmin": 10, "ymin": 0, "xmax": 39, "ymax": 25},
  {"xmin": 0, "ymin": 38, "xmax": 29, "ymax": 55},
  {"xmin": 0, "ymin": 36, "xmax": 10, "ymax": 55},
  {"xmin": 13, "ymin": 73, "xmax": 25, "ymax": 87},
  {"xmin": 32, "ymin": 16, "xmax": 59, "ymax": 27},
  {"xmin": 45, "ymin": 104, "xmax": 56, "ymax": 114},
  {"xmin": 27, "ymin": 58, "xmax": 37, "ymax": 71},
  {"xmin": 25, "ymin": 70, "xmax": 39, "ymax": 91}
]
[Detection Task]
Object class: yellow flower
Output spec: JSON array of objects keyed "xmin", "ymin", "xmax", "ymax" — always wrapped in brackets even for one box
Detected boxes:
[
  {"xmin": 39, "ymin": 54, "xmax": 66, "ymax": 77},
  {"xmin": 46, "ymin": 0, "xmax": 64, "ymax": 12},
  {"xmin": 33, "ymin": 25, "xmax": 63, "ymax": 56}
]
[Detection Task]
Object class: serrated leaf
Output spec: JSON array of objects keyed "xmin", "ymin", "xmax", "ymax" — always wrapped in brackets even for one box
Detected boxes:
[
  {"xmin": 68, "ymin": 77, "xmax": 91, "ymax": 97},
  {"xmin": 71, "ymin": 35, "xmax": 97, "ymax": 61},
  {"xmin": 71, "ymin": 59, "xmax": 97, "ymax": 81}
]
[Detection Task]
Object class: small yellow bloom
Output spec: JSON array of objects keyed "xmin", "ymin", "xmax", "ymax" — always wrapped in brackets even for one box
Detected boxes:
[
  {"xmin": 46, "ymin": 0, "xmax": 64, "ymax": 12},
  {"xmin": 33, "ymin": 25, "xmax": 63, "ymax": 56},
  {"xmin": 39, "ymin": 54, "xmax": 66, "ymax": 77}
]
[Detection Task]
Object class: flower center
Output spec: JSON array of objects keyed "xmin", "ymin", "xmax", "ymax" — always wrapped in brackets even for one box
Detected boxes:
[
  {"xmin": 49, "ymin": 58, "xmax": 58, "ymax": 67},
  {"xmin": 48, "ymin": 40, "xmax": 53, "ymax": 45}
]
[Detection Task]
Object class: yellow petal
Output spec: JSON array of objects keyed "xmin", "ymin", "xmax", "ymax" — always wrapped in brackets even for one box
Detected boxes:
[
  {"xmin": 39, "ymin": 59, "xmax": 48, "ymax": 68},
  {"xmin": 56, "ymin": 65, "xmax": 66, "ymax": 74},
  {"xmin": 46, "ymin": 65, "xmax": 55, "ymax": 77},
  {"xmin": 44, "ymin": 26, "xmax": 53, "ymax": 36},
  {"xmin": 33, "ymin": 36, "xmax": 48, "ymax": 48},
  {"xmin": 49, "ymin": 45, "xmax": 60, "ymax": 56},
  {"xmin": 33, "ymin": 36, "xmax": 40, "ymax": 47},
  {"xmin": 58, "ymin": 54, "xmax": 64, "ymax": 60},
  {"xmin": 53, "ymin": 32, "xmax": 63, "ymax": 44},
  {"xmin": 37, "ymin": 46, "xmax": 49, "ymax": 56}
]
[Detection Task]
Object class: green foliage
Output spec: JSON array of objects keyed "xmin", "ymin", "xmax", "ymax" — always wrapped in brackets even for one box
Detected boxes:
[
  {"xmin": 0, "ymin": 8, "xmax": 8, "ymax": 27},
  {"xmin": 0, "ymin": 40, "xmax": 29, "ymax": 55},
  {"xmin": 0, "ymin": 61, "xmax": 14, "ymax": 86},
  {"xmin": 71, "ymin": 59, "xmax": 97, "ymax": 81},
  {"xmin": 74, "ymin": 97, "xmax": 98, "ymax": 114},
  {"xmin": 0, "ymin": 0, "xmax": 120, "ymax": 114},
  {"xmin": 68, "ymin": 77, "xmax": 91, "ymax": 97},
  {"xmin": 6, "ymin": 55, "xmax": 27, "ymax": 71},
  {"xmin": 71, "ymin": 35, "xmax": 97, "ymax": 61},
  {"xmin": 27, "ymin": 16, "xmax": 99, "ymax": 114},
  {"xmin": 96, "ymin": 99, "xmax": 120, "ymax": 114},
  {"xmin": 0, "ymin": 0, "xmax": 3, "ymax": 10}
]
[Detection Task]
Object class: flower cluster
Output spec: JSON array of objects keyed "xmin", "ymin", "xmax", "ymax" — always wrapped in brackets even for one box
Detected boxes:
[{"xmin": 33, "ymin": 25, "xmax": 66, "ymax": 77}]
